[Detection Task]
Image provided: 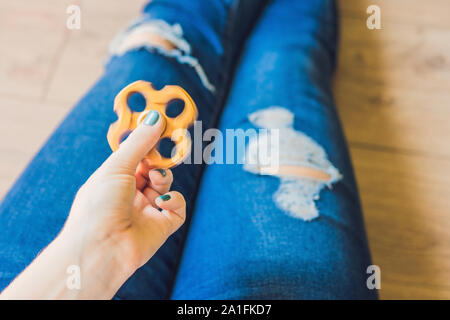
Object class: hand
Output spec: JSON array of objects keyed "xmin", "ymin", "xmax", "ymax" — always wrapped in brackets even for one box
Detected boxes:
[
  {"xmin": 0, "ymin": 110, "xmax": 186, "ymax": 299},
  {"xmin": 64, "ymin": 109, "xmax": 186, "ymax": 273}
]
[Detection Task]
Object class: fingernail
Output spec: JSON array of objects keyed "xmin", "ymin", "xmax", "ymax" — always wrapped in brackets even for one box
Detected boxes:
[
  {"xmin": 159, "ymin": 194, "xmax": 171, "ymax": 201},
  {"xmin": 156, "ymin": 169, "xmax": 166, "ymax": 177},
  {"xmin": 143, "ymin": 110, "xmax": 160, "ymax": 126}
]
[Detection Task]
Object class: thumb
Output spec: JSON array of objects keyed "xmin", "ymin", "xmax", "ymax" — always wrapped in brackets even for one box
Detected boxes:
[{"xmin": 106, "ymin": 110, "xmax": 165, "ymax": 174}]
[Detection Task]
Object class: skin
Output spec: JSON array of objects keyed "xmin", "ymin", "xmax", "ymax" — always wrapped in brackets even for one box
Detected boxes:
[
  {"xmin": 114, "ymin": 31, "xmax": 177, "ymax": 55},
  {"xmin": 0, "ymin": 111, "xmax": 186, "ymax": 299}
]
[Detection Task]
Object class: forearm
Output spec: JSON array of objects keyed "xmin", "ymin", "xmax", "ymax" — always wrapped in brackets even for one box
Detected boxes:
[{"xmin": 0, "ymin": 233, "xmax": 132, "ymax": 300}]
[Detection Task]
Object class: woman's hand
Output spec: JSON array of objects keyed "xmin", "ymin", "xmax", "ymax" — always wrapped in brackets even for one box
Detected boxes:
[
  {"xmin": 0, "ymin": 110, "xmax": 186, "ymax": 299},
  {"xmin": 64, "ymin": 110, "xmax": 186, "ymax": 272}
]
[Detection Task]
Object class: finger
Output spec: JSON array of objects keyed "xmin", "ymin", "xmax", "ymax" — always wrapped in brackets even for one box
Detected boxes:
[
  {"xmin": 104, "ymin": 110, "xmax": 165, "ymax": 175},
  {"xmin": 135, "ymin": 161, "xmax": 151, "ymax": 191},
  {"xmin": 142, "ymin": 186, "xmax": 161, "ymax": 207},
  {"xmin": 148, "ymin": 168, "xmax": 173, "ymax": 195},
  {"xmin": 136, "ymin": 172, "xmax": 147, "ymax": 191},
  {"xmin": 134, "ymin": 190, "xmax": 150, "ymax": 211},
  {"xmin": 154, "ymin": 191, "xmax": 186, "ymax": 233}
]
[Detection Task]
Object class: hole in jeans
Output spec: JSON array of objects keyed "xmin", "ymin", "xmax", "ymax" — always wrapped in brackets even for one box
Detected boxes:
[
  {"xmin": 244, "ymin": 106, "xmax": 342, "ymax": 221},
  {"xmin": 107, "ymin": 20, "xmax": 216, "ymax": 93}
]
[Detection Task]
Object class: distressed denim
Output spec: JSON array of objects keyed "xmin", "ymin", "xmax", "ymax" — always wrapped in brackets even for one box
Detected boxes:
[
  {"xmin": 0, "ymin": 0, "xmax": 377, "ymax": 299},
  {"xmin": 172, "ymin": 0, "xmax": 377, "ymax": 300}
]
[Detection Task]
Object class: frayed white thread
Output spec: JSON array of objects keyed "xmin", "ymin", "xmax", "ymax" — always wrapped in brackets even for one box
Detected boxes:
[
  {"xmin": 244, "ymin": 106, "xmax": 342, "ymax": 221},
  {"xmin": 108, "ymin": 19, "xmax": 216, "ymax": 93}
]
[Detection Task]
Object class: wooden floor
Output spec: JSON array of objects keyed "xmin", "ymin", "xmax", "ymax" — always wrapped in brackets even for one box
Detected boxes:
[{"xmin": 0, "ymin": 0, "xmax": 449, "ymax": 299}]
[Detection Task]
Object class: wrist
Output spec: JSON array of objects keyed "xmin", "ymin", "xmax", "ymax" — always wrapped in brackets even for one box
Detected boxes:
[
  {"xmin": 54, "ymin": 230, "xmax": 135, "ymax": 299},
  {"xmin": 0, "ymin": 231, "xmax": 133, "ymax": 300}
]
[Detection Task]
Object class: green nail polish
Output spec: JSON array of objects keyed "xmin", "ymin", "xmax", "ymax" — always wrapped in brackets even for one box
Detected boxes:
[
  {"xmin": 160, "ymin": 194, "xmax": 171, "ymax": 201},
  {"xmin": 143, "ymin": 110, "xmax": 159, "ymax": 126},
  {"xmin": 156, "ymin": 169, "xmax": 166, "ymax": 177}
]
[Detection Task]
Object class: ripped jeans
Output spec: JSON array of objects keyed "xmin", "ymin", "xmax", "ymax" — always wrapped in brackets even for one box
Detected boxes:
[{"xmin": 0, "ymin": 0, "xmax": 377, "ymax": 299}]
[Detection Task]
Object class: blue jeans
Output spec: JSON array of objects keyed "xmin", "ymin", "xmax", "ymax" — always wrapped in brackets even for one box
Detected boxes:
[{"xmin": 0, "ymin": 0, "xmax": 377, "ymax": 299}]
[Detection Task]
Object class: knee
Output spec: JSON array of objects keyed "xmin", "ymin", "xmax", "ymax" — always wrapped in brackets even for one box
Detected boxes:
[
  {"xmin": 109, "ymin": 20, "xmax": 183, "ymax": 57},
  {"xmin": 113, "ymin": 29, "xmax": 176, "ymax": 55},
  {"xmin": 108, "ymin": 20, "xmax": 216, "ymax": 93}
]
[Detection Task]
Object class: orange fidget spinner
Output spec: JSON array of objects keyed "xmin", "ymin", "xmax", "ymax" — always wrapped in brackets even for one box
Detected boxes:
[{"xmin": 107, "ymin": 80, "xmax": 198, "ymax": 169}]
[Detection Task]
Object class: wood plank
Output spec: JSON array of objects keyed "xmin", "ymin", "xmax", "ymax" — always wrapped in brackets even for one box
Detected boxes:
[
  {"xmin": 335, "ymin": 14, "xmax": 450, "ymax": 156},
  {"xmin": 339, "ymin": 0, "xmax": 450, "ymax": 28},
  {"xmin": 0, "ymin": 0, "xmax": 76, "ymax": 99},
  {"xmin": 45, "ymin": 0, "xmax": 147, "ymax": 103},
  {"xmin": 336, "ymin": 16, "xmax": 450, "ymax": 92},
  {"xmin": 335, "ymin": 79, "xmax": 450, "ymax": 158},
  {"xmin": 0, "ymin": 98, "xmax": 69, "ymax": 200},
  {"xmin": 350, "ymin": 146, "xmax": 450, "ymax": 299},
  {"xmin": 337, "ymin": 1, "xmax": 450, "ymax": 299}
]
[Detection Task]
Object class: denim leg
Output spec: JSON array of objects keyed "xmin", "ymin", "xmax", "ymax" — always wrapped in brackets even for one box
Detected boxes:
[
  {"xmin": 171, "ymin": 0, "xmax": 378, "ymax": 299},
  {"xmin": 0, "ymin": 0, "xmax": 267, "ymax": 299}
]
